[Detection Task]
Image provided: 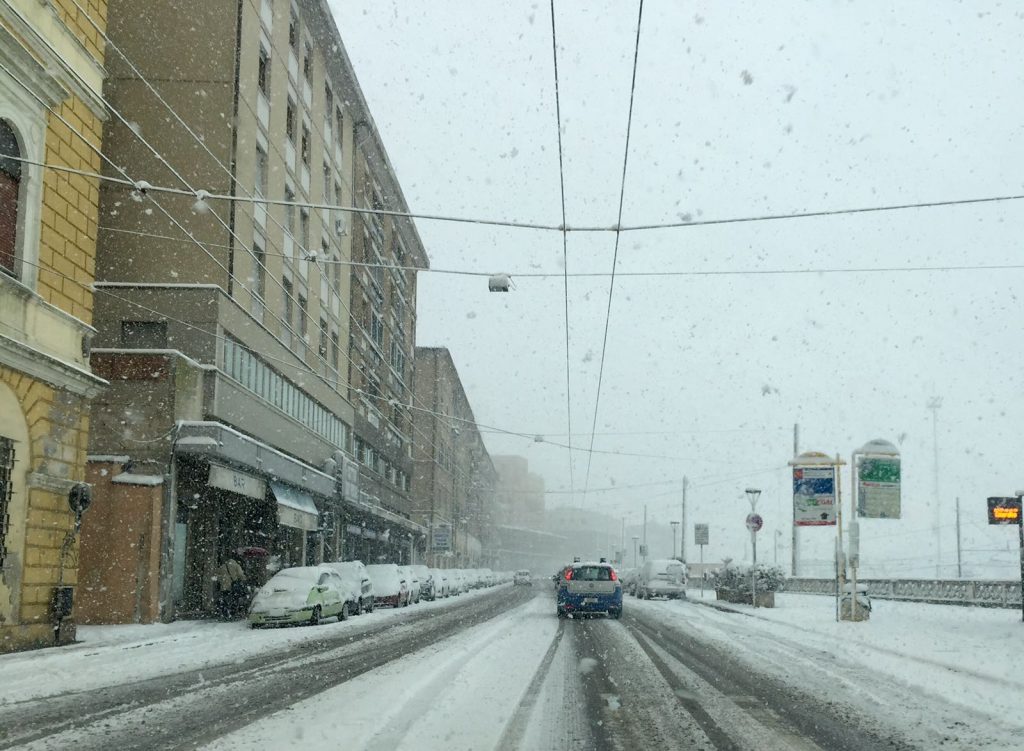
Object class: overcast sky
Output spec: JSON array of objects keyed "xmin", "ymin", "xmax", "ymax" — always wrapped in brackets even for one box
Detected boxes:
[{"xmin": 330, "ymin": 0, "xmax": 1024, "ymax": 577}]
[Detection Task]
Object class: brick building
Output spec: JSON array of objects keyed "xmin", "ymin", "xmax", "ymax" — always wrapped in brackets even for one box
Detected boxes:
[{"xmin": 0, "ymin": 0, "xmax": 108, "ymax": 651}]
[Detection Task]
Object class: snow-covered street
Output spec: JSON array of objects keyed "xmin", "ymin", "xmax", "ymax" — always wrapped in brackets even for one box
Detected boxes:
[{"xmin": 2, "ymin": 584, "xmax": 1020, "ymax": 750}]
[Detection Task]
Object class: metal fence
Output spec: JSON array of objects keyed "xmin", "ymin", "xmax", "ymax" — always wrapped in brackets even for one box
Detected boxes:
[{"xmin": 781, "ymin": 577, "xmax": 1022, "ymax": 609}]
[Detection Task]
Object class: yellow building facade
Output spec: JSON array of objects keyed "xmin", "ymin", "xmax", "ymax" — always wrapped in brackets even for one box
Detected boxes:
[{"xmin": 0, "ymin": 0, "xmax": 107, "ymax": 651}]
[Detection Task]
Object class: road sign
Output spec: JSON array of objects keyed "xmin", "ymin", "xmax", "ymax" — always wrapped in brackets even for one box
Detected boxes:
[
  {"xmin": 858, "ymin": 456, "xmax": 901, "ymax": 518},
  {"xmin": 792, "ymin": 465, "xmax": 837, "ymax": 526},
  {"xmin": 431, "ymin": 523, "xmax": 452, "ymax": 551},
  {"xmin": 988, "ymin": 497, "xmax": 1022, "ymax": 525},
  {"xmin": 746, "ymin": 513, "xmax": 763, "ymax": 533},
  {"xmin": 639, "ymin": 544, "xmax": 648, "ymax": 557},
  {"xmin": 694, "ymin": 524, "xmax": 710, "ymax": 546}
]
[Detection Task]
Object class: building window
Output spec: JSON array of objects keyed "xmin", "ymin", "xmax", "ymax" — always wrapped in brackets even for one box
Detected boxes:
[
  {"xmin": 285, "ymin": 98, "xmax": 296, "ymax": 143},
  {"xmin": 300, "ymin": 125, "xmax": 310, "ymax": 166},
  {"xmin": 257, "ymin": 45, "xmax": 271, "ymax": 96},
  {"xmin": 299, "ymin": 207, "xmax": 309, "ymax": 253},
  {"xmin": 121, "ymin": 320, "xmax": 168, "ymax": 348},
  {"xmin": 0, "ymin": 436, "xmax": 13, "ymax": 567},
  {"xmin": 330, "ymin": 329, "xmax": 339, "ymax": 373},
  {"xmin": 288, "ymin": 10, "xmax": 299, "ymax": 51},
  {"xmin": 303, "ymin": 42, "xmax": 313, "ymax": 81},
  {"xmin": 282, "ymin": 276, "xmax": 293, "ymax": 343},
  {"xmin": 390, "ymin": 338, "xmax": 405, "ymax": 378},
  {"xmin": 324, "ymin": 85, "xmax": 333, "ymax": 125},
  {"xmin": 284, "ymin": 186, "xmax": 295, "ymax": 236},
  {"xmin": 255, "ymin": 145, "xmax": 268, "ymax": 197},
  {"xmin": 336, "ymin": 108, "xmax": 344, "ymax": 154},
  {"xmin": 370, "ymin": 311, "xmax": 384, "ymax": 348},
  {"xmin": 0, "ymin": 121, "xmax": 22, "ymax": 278},
  {"xmin": 318, "ymin": 316, "xmax": 328, "ymax": 358},
  {"xmin": 253, "ymin": 233, "xmax": 266, "ymax": 300},
  {"xmin": 297, "ymin": 293, "xmax": 308, "ymax": 343}
]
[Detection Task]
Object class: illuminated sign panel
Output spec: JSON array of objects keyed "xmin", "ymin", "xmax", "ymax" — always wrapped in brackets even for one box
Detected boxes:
[{"xmin": 987, "ymin": 497, "xmax": 1022, "ymax": 525}]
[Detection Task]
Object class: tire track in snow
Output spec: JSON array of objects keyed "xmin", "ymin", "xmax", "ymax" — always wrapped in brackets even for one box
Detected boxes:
[{"xmin": 496, "ymin": 617, "xmax": 566, "ymax": 751}]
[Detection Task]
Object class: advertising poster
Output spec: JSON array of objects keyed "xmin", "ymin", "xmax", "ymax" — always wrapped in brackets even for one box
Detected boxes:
[{"xmin": 793, "ymin": 466, "xmax": 837, "ymax": 526}]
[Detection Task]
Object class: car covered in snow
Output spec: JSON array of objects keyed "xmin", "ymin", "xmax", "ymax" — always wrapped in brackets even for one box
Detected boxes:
[
  {"xmin": 635, "ymin": 559, "xmax": 687, "ymax": 600},
  {"xmin": 324, "ymin": 560, "xmax": 375, "ymax": 614},
  {"xmin": 398, "ymin": 565, "xmax": 420, "ymax": 603},
  {"xmin": 513, "ymin": 569, "xmax": 532, "ymax": 586},
  {"xmin": 366, "ymin": 564, "xmax": 411, "ymax": 607},
  {"xmin": 411, "ymin": 564, "xmax": 435, "ymax": 600},
  {"xmin": 248, "ymin": 566, "xmax": 351, "ymax": 627},
  {"xmin": 428, "ymin": 567, "xmax": 450, "ymax": 598},
  {"xmin": 556, "ymin": 561, "xmax": 622, "ymax": 619}
]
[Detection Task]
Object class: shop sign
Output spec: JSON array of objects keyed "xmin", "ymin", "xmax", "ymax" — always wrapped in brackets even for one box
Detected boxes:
[{"xmin": 208, "ymin": 463, "xmax": 266, "ymax": 500}]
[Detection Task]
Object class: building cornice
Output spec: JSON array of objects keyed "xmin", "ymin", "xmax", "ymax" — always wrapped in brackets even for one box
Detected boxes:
[{"xmin": 0, "ymin": 333, "xmax": 106, "ymax": 398}]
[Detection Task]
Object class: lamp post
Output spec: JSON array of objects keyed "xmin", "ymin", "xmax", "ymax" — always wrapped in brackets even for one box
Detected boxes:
[
  {"xmin": 670, "ymin": 521, "xmax": 680, "ymax": 560},
  {"xmin": 632, "ymin": 535, "xmax": 639, "ymax": 567},
  {"xmin": 745, "ymin": 488, "xmax": 762, "ymax": 607}
]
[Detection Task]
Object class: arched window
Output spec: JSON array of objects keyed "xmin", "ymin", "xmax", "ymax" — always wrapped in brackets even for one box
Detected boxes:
[{"xmin": 0, "ymin": 119, "xmax": 21, "ymax": 277}]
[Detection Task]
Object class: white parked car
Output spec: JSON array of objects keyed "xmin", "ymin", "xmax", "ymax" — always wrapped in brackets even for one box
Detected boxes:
[
  {"xmin": 248, "ymin": 566, "xmax": 350, "ymax": 627},
  {"xmin": 635, "ymin": 559, "xmax": 687, "ymax": 600},
  {"xmin": 411, "ymin": 564, "xmax": 435, "ymax": 600},
  {"xmin": 365, "ymin": 564, "xmax": 410, "ymax": 608},
  {"xmin": 397, "ymin": 565, "xmax": 420, "ymax": 603},
  {"xmin": 324, "ymin": 560, "xmax": 375, "ymax": 614},
  {"xmin": 513, "ymin": 569, "xmax": 532, "ymax": 586},
  {"xmin": 429, "ymin": 567, "xmax": 450, "ymax": 598}
]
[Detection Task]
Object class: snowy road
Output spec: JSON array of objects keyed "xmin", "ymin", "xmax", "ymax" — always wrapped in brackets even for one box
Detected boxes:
[{"xmin": 3, "ymin": 587, "xmax": 1018, "ymax": 750}]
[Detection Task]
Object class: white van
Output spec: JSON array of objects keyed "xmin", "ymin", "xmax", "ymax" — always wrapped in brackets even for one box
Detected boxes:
[{"xmin": 635, "ymin": 559, "xmax": 687, "ymax": 600}]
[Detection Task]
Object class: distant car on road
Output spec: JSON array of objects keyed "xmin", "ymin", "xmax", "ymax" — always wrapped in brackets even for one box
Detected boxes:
[
  {"xmin": 513, "ymin": 569, "xmax": 532, "ymax": 586},
  {"xmin": 248, "ymin": 566, "xmax": 350, "ymax": 628},
  {"xmin": 556, "ymin": 562, "xmax": 622, "ymax": 619},
  {"xmin": 635, "ymin": 559, "xmax": 687, "ymax": 600}
]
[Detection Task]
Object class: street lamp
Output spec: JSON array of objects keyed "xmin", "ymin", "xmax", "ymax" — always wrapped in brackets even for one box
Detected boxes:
[
  {"xmin": 670, "ymin": 521, "xmax": 680, "ymax": 560},
  {"xmin": 632, "ymin": 535, "xmax": 639, "ymax": 567}
]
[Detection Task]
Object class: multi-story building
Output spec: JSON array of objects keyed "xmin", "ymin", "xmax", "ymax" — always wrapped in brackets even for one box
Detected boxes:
[
  {"xmin": 492, "ymin": 455, "xmax": 545, "ymax": 528},
  {"xmin": 411, "ymin": 347, "xmax": 495, "ymax": 567},
  {"xmin": 0, "ymin": 0, "xmax": 108, "ymax": 651},
  {"xmin": 78, "ymin": 0, "xmax": 426, "ymax": 623},
  {"xmin": 346, "ymin": 129, "xmax": 428, "ymax": 562}
]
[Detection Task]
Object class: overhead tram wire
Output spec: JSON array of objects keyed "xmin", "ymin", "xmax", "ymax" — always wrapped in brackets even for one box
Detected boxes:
[
  {"xmin": 581, "ymin": 0, "xmax": 645, "ymax": 506},
  {"xmin": 549, "ymin": 0, "xmax": 576, "ymax": 504}
]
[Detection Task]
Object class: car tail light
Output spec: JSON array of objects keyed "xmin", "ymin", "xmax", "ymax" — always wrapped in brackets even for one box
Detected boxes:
[
  {"xmin": 609, "ymin": 569, "xmax": 618, "ymax": 581},
  {"xmin": 564, "ymin": 568, "xmax": 573, "ymax": 581}
]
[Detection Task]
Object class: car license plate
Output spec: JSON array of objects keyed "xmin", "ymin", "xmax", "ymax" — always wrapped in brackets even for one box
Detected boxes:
[{"xmin": 583, "ymin": 597, "xmax": 597, "ymax": 604}]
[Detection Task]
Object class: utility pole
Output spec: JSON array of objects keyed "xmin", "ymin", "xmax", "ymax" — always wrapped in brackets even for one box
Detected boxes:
[
  {"xmin": 620, "ymin": 516, "xmax": 625, "ymax": 564},
  {"xmin": 642, "ymin": 505, "xmax": 648, "ymax": 563},
  {"xmin": 927, "ymin": 396, "xmax": 942, "ymax": 577},
  {"xmin": 670, "ymin": 521, "xmax": 680, "ymax": 559},
  {"xmin": 632, "ymin": 535, "xmax": 639, "ymax": 567},
  {"xmin": 680, "ymin": 476, "xmax": 689, "ymax": 562},
  {"xmin": 955, "ymin": 496, "xmax": 962, "ymax": 579},
  {"xmin": 792, "ymin": 423, "xmax": 799, "ymax": 577}
]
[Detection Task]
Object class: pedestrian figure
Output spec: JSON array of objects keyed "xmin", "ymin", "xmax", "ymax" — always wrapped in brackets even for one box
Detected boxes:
[{"xmin": 216, "ymin": 556, "xmax": 246, "ymax": 619}]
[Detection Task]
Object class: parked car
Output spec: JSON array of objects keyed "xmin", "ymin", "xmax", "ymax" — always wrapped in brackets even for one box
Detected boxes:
[
  {"xmin": 448, "ymin": 569, "xmax": 467, "ymax": 595},
  {"xmin": 556, "ymin": 561, "xmax": 622, "ymax": 619},
  {"xmin": 324, "ymin": 560, "xmax": 375, "ymax": 614},
  {"xmin": 635, "ymin": 559, "xmax": 687, "ymax": 600},
  {"xmin": 398, "ymin": 565, "xmax": 420, "ymax": 603},
  {"xmin": 365, "ymin": 564, "xmax": 410, "ymax": 607},
  {"xmin": 248, "ymin": 566, "xmax": 350, "ymax": 628},
  {"xmin": 429, "ymin": 568, "xmax": 450, "ymax": 598},
  {"xmin": 411, "ymin": 564, "xmax": 435, "ymax": 600},
  {"xmin": 513, "ymin": 569, "xmax": 532, "ymax": 586}
]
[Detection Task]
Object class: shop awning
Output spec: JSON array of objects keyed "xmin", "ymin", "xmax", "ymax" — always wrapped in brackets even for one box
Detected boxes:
[{"xmin": 270, "ymin": 481, "xmax": 320, "ymax": 532}]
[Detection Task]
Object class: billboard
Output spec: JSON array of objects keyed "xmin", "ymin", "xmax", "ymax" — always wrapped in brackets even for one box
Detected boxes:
[
  {"xmin": 858, "ymin": 457, "xmax": 901, "ymax": 518},
  {"xmin": 793, "ymin": 466, "xmax": 837, "ymax": 526},
  {"xmin": 987, "ymin": 497, "xmax": 1022, "ymax": 525}
]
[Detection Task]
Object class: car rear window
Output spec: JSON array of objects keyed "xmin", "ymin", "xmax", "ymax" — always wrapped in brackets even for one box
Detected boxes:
[{"xmin": 573, "ymin": 566, "xmax": 612, "ymax": 581}]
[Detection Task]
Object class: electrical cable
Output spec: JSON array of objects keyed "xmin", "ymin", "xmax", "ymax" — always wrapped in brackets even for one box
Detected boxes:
[
  {"xmin": 549, "ymin": 0, "xmax": 575, "ymax": 503},
  {"xmin": 581, "ymin": 0, "xmax": 645, "ymax": 505}
]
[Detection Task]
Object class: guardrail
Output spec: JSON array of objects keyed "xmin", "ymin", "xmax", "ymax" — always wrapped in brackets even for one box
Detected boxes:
[{"xmin": 780, "ymin": 577, "xmax": 1022, "ymax": 609}]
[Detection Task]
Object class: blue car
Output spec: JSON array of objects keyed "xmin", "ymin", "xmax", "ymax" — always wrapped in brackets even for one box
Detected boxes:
[{"xmin": 556, "ymin": 562, "xmax": 622, "ymax": 619}]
